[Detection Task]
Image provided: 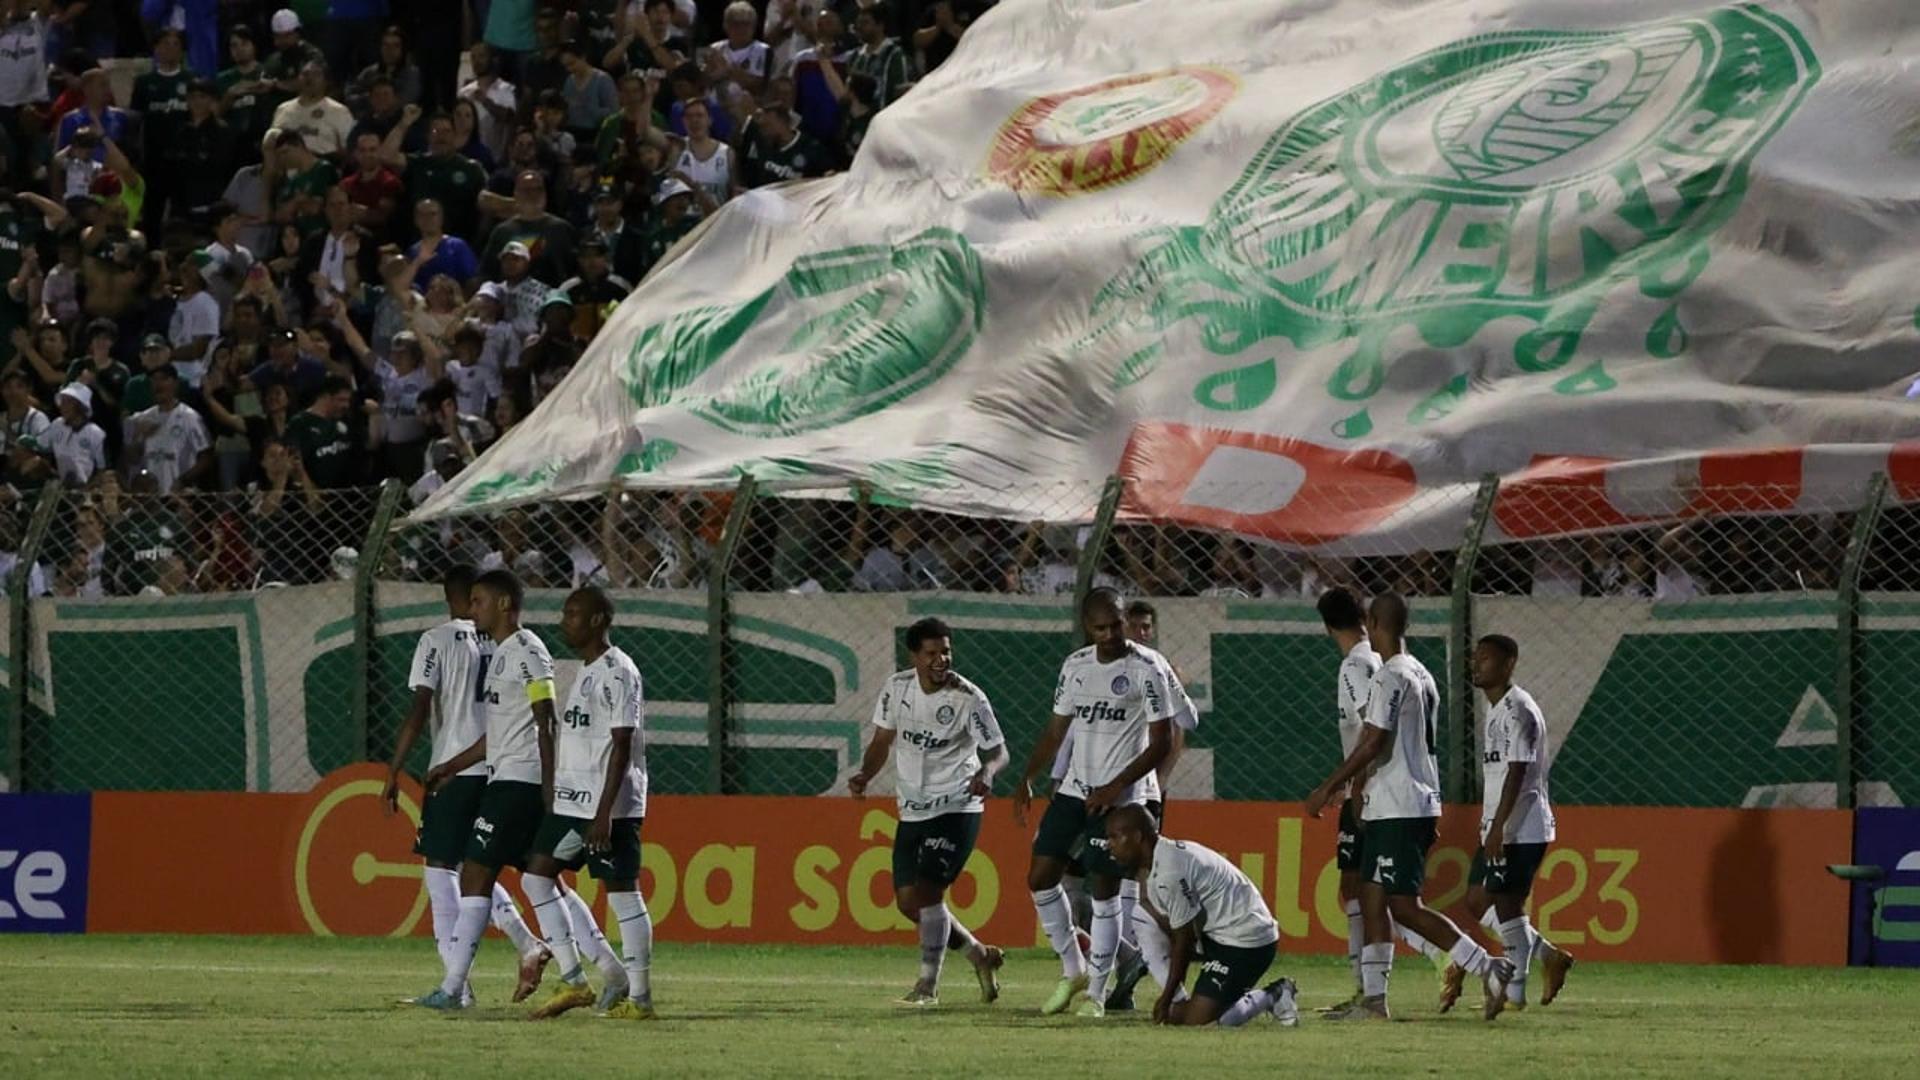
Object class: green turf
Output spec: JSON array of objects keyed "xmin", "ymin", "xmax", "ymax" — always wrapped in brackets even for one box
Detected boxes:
[{"xmin": 0, "ymin": 936, "xmax": 1914, "ymax": 1078}]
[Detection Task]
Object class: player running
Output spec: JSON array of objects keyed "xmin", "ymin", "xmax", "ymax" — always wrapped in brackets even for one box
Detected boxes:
[
  {"xmin": 410, "ymin": 570, "xmax": 565, "ymax": 1010},
  {"xmin": 1306, "ymin": 593, "xmax": 1514, "ymax": 1022},
  {"xmin": 1103, "ymin": 805, "xmax": 1298, "ymax": 1027},
  {"xmin": 1315, "ymin": 587, "xmax": 1449, "ymax": 1012},
  {"xmin": 1014, "ymin": 587, "xmax": 1174, "ymax": 1018},
  {"xmin": 1440, "ymin": 634, "xmax": 1573, "ymax": 1011},
  {"xmin": 847, "ymin": 617, "xmax": 1009, "ymax": 1007},
  {"xmin": 382, "ymin": 565, "xmax": 552, "ymax": 1006},
  {"xmin": 522, "ymin": 587, "xmax": 657, "ymax": 1020}
]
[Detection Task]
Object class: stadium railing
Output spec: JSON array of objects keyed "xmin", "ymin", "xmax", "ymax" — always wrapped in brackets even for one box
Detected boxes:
[{"xmin": 5, "ymin": 472, "xmax": 1915, "ymax": 812}]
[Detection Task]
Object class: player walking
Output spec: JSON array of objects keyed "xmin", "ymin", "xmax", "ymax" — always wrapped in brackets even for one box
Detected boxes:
[
  {"xmin": 383, "ymin": 565, "xmax": 552, "ymax": 1006},
  {"xmin": 1306, "ymin": 593, "xmax": 1514, "ymax": 1021},
  {"xmin": 1103, "ymin": 805, "xmax": 1298, "ymax": 1027},
  {"xmin": 848, "ymin": 617, "xmax": 1009, "ymax": 1006},
  {"xmin": 1440, "ymin": 634, "xmax": 1574, "ymax": 1011},
  {"xmin": 1014, "ymin": 588, "xmax": 1174, "ymax": 1017},
  {"xmin": 410, "ymin": 571, "xmax": 565, "ymax": 1010},
  {"xmin": 522, "ymin": 587, "xmax": 657, "ymax": 1020}
]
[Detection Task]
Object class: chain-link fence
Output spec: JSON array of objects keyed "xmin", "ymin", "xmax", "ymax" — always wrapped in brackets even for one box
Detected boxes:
[{"xmin": 5, "ymin": 470, "xmax": 1916, "ymax": 812}]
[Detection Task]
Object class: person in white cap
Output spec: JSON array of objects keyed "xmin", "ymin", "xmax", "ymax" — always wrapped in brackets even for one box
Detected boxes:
[
  {"xmin": 265, "ymin": 10, "xmax": 325, "ymax": 95},
  {"xmin": 490, "ymin": 239, "xmax": 553, "ymax": 342},
  {"xmin": 46, "ymin": 384, "xmax": 109, "ymax": 488},
  {"xmin": 638, "ymin": 178, "xmax": 697, "ymax": 278},
  {"xmin": 469, "ymin": 281, "xmax": 525, "ymax": 374}
]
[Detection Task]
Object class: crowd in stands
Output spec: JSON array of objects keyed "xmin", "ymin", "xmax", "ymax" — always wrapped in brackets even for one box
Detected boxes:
[{"xmin": 0, "ymin": 0, "xmax": 994, "ymax": 594}]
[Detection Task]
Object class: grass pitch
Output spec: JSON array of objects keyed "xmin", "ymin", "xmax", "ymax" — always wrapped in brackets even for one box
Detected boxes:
[{"xmin": 1, "ymin": 935, "xmax": 1913, "ymax": 1078}]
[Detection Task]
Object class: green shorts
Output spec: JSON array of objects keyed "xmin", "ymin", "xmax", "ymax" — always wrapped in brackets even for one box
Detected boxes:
[
  {"xmin": 1033, "ymin": 794, "xmax": 1157, "ymax": 879},
  {"xmin": 464, "ymin": 780, "xmax": 545, "ymax": 870},
  {"xmin": 1357, "ymin": 816, "xmax": 1437, "ymax": 896},
  {"xmin": 1191, "ymin": 937, "xmax": 1277, "ymax": 1004},
  {"xmin": 1336, "ymin": 799, "xmax": 1361, "ymax": 873},
  {"xmin": 415, "ymin": 774, "xmax": 487, "ymax": 865},
  {"xmin": 892, "ymin": 812, "xmax": 982, "ymax": 888},
  {"xmin": 529, "ymin": 813, "xmax": 645, "ymax": 882},
  {"xmin": 1469, "ymin": 842, "xmax": 1550, "ymax": 898}
]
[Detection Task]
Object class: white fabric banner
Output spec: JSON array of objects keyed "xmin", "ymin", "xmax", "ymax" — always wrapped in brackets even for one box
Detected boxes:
[{"xmin": 419, "ymin": 0, "xmax": 1920, "ymax": 552}]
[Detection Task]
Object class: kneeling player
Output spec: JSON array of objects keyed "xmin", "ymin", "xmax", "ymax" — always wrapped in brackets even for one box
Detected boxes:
[
  {"xmin": 849, "ymin": 617, "xmax": 1007, "ymax": 1006},
  {"xmin": 523, "ymin": 587, "xmax": 656, "ymax": 1020},
  {"xmin": 1443, "ymin": 635, "xmax": 1573, "ymax": 1011},
  {"xmin": 1104, "ymin": 805, "xmax": 1297, "ymax": 1027}
]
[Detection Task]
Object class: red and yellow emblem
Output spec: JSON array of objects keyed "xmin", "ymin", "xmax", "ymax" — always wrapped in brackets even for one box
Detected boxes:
[{"xmin": 985, "ymin": 67, "xmax": 1238, "ymax": 196}]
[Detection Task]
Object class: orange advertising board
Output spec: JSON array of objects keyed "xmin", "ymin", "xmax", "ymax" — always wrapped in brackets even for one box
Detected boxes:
[{"xmin": 86, "ymin": 766, "xmax": 1851, "ymax": 965}]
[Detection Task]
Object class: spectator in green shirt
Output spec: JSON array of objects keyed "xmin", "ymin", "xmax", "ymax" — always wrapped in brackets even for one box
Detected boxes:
[
  {"xmin": 284, "ymin": 373, "xmax": 360, "ymax": 490},
  {"xmin": 271, "ymin": 130, "xmax": 338, "ymax": 239},
  {"xmin": 219, "ymin": 27, "xmax": 281, "ymax": 165},
  {"xmin": 850, "ymin": 2, "xmax": 910, "ymax": 108},
  {"xmin": 380, "ymin": 106, "xmax": 490, "ymax": 243}
]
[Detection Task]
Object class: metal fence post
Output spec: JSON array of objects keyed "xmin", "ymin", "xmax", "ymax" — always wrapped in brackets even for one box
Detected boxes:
[
  {"xmin": 707, "ymin": 476, "xmax": 759, "ymax": 794},
  {"xmin": 7, "ymin": 485, "xmax": 63, "ymax": 791},
  {"xmin": 352, "ymin": 481, "xmax": 406, "ymax": 762},
  {"xmin": 1448, "ymin": 475, "xmax": 1500, "ymax": 803},
  {"xmin": 1071, "ymin": 476, "xmax": 1125, "ymax": 639},
  {"xmin": 1835, "ymin": 472, "xmax": 1888, "ymax": 811}
]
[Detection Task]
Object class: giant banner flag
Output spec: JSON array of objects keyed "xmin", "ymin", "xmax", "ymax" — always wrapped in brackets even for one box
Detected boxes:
[{"xmin": 419, "ymin": 0, "xmax": 1920, "ymax": 551}]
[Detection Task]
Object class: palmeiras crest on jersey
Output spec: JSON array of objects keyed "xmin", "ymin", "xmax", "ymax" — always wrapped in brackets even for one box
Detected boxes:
[{"xmin": 1110, "ymin": 674, "xmax": 1131, "ymax": 696}]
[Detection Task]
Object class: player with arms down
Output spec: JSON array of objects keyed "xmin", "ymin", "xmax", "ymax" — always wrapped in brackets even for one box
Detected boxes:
[
  {"xmin": 848, "ymin": 617, "xmax": 1009, "ymax": 1006},
  {"xmin": 1306, "ymin": 593, "xmax": 1514, "ymax": 1021}
]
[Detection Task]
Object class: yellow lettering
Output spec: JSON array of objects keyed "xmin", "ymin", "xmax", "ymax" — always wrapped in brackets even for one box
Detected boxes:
[
  {"xmin": 640, "ymin": 842, "xmax": 676, "ymax": 925},
  {"xmin": 1426, "ymin": 846, "xmax": 1472, "ymax": 913},
  {"xmin": 1587, "ymin": 848, "xmax": 1641, "ymax": 946},
  {"xmin": 850, "ymin": 810, "xmax": 910, "ymax": 932},
  {"xmin": 1269, "ymin": 817, "xmax": 1310, "ymax": 939},
  {"xmin": 685, "ymin": 844, "xmax": 755, "ymax": 929},
  {"xmin": 1314, "ymin": 857, "xmax": 1346, "ymax": 942},
  {"xmin": 949, "ymin": 849, "xmax": 1000, "ymax": 931},
  {"xmin": 788, "ymin": 846, "xmax": 841, "ymax": 932},
  {"xmin": 1534, "ymin": 849, "xmax": 1588, "ymax": 946}
]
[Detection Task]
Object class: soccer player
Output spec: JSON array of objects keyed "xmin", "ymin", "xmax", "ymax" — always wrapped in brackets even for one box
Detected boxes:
[
  {"xmin": 1104, "ymin": 805, "xmax": 1298, "ymax": 1027},
  {"xmin": 847, "ymin": 617, "xmax": 1009, "ymax": 1006},
  {"xmin": 381, "ymin": 565, "xmax": 551, "ymax": 1006},
  {"xmin": 1441, "ymin": 634, "xmax": 1574, "ymax": 1011},
  {"xmin": 1315, "ymin": 587, "xmax": 1448, "ymax": 1011},
  {"xmin": 410, "ymin": 570, "xmax": 565, "ymax": 1010},
  {"xmin": 1306, "ymin": 593, "xmax": 1514, "ymax": 1021},
  {"xmin": 522, "ymin": 587, "xmax": 657, "ymax": 1020},
  {"xmin": 1013, "ymin": 587, "xmax": 1174, "ymax": 1017}
]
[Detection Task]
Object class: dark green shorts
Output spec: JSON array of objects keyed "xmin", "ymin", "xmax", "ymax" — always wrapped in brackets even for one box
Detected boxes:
[
  {"xmin": 415, "ymin": 774, "xmax": 488, "ymax": 866},
  {"xmin": 529, "ymin": 813, "xmax": 645, "ymax": 881},
  {"xmin": 1033, "ymin": 795, "xmax": 1158, "ymax": 879},
  {"xmin": 1191, "ymin": 937, "xmax": 1277, "ymax": 1004},
  {"xmin": 1336, "ymin": 799, "xmax": 1361, "ymax": 873},
  {"xmin": 1357, "ymin": 816, "xmax": 1437, "ymax": 896},
  {"xmin": 892, "ymin": 812, "xmax": 982, "ymax": 888},
  {"xmin": 1469, "ymin": 842, "xmax": 1549, "ymax": 898},
  {"xmin": 464, "ymin": 780, "xmax": 545, "ymax": 870}
]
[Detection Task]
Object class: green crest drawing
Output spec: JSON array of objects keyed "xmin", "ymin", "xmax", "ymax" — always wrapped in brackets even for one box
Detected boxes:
[{"xmin": 1089, "ymin": 4, "xmax": 1819, "ymax": 433}]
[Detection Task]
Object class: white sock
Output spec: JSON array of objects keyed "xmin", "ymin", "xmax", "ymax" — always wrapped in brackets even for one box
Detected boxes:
[
  {"xmin": 522, "ymin": 874, "xmax": 585, "ymax": 982},
  {"xmin": 1498, "ymin": 915, "xmax": 1533, "ymax": 1003},
  {"xmin": 560, "ymin": 882, "xmax": 625, "ymax": 982},
  {"xmin": 1219, "ymin": 987, "xmax": 1272, "ymax": 1027},
  {"xmin": 1086, "ymin": 895, "xmax": 1121, "ymax": 1002},
  {"xmin": 440, "ymin": 895, "xmax": 492, "ymax": 996},
  {"xmin": 607, "ymin": 890, "xmax": 653, "ymax": 1004},
  {"xmin": 1397, "ymin": 921, "xmax": 1448, "ymax": 965},
  {"xmin": 1117, "ymin": 878, "xmax": 1140, "ymax": 948},
  {"xmin": 1062, "ymin": 874, "xmax": 1091, "ymax": 931},
  {"xmin": 944, "ymin": 907, "xmax": 980, "ymax": 958},
  {"xmin": 425, "ymin": 867, "xmax": 460, "ymax": 969},
  {"xmin": 1447, "ymin": 932, "xmax": 1493, "ymax": 977},
  {"xmin": 1360, "ymin": 941, "xmax": 1393, "ymax": 999},
  {"xmin": 1484, "ymin": 905, "xmax": 1554, "ymax": 960},
  {"xmin": 1032, "ymin": 886, "xmax": 1087, "ymax": 979},
  {"xmin": 1132, "ymin": 906, "xmax": 1171, "ymax": 989},
  {"xmin": 491, "ymin": 882, "xmax": 540, "ymax": 956},
  {"xmin": 1344, "ymin": 898, "xmax": 1364, "ymax": 990},
  {"xmin": 917, "ymin": 903, "xmax": 949, "ymax": 987}
]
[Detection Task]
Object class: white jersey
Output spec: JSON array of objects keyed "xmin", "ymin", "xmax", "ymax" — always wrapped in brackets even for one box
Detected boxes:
[
  {"xmin": 1336, "ymin": 640, "xmax": 1381, "ymax": 759},
  {"xmin": 1481, "ymin": 685, "xmax": 1556, "ymax": 844},
  {"xmin": 674, "ymin": 141, "xmax": 733, "ymax": 209},
  {"xmin": 871, "ymin": 669, "xmax": 1005, "ymax": 822},
  {"xmin": 1051, "ymin": 642, "xmax": 1176, "ymax": 805},
  {"xmin": 553, "ymin": 646, "xmax": 647, "ymax": 820},
  {"xmin": 407, "ymin": 618, "xmax": 490, "ymax": 776},
  {"xmin": 479, "ymin": 627, "xmax": 556, "ymax": 785},
  {"xmin": 1051, "ymin": 651, "xmax": 1196, "ymax": 782},
  {"xmin": 1145, "ymin": 837, "xmax": 1279, "ymax": 948},
  {"xmin": 129, "ymin": 403, "xmax": 210, "ymax": 494},
  {"xmin": 1360, "ymin": 652, "xmax": 1443, "ymax": 821}
]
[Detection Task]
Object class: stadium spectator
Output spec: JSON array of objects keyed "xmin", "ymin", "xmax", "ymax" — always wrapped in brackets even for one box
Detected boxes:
[
  {"xmin": 341, "ymin": 131, "xmax": 403, "ymax": 236},
  {"xmin": 125, "ymin": 362, "xmax": 211, "ymax": 494},
  {"xmin": 739, "ymin": 103, "xmax": 829, "ymax": 188},
  {"xmin": 218, "ymin": 28, "xmax": 277, "ymax": 163},
  {"xmin": 672, "ymin": 96, "xmax": 732, "ymax": 211},
  {"xmin": 559, "ymin": 40, "xmax": 619, "ymax": 142},
  {"xmin": 56, "ymin": 69, "xmax": 132, "ymax": 160},
  {"xmin": 848, "ymin": 3, "xmax": 910, "ymax": 108},
  {"xmin": 349, "ymin": 25, "xmax": 423, "ymax": 113},
  {"xmin": 272, "ymin": 60, "xmax": 354, "ymax": 158},
  {"xmin": 46, "ymin": 383, "xmax": 108, "ymax": 487},
  {"xmin": 263, "ymin": 10, "xmax": 325, "ymax": 95},
  {"xmin": 459, "ymin": 41, "xmax": 519, "ymax": 162}
]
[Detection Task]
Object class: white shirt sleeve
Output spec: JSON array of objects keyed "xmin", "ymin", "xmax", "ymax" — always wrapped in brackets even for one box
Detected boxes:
[
  {"xmin": 1152, "ymin": 848, "xmax": 1201, "ymax": 930},
  {"xmin": 604, "ymin": 666, "xmax": 639, "ymax": 731},
  {"xmin": 870, "ymin": 678, "xmax": 897, "ymax": 730},
  {"xmin": 183, "ymin": 409, "xmax": 211, "ymax": 457},
  {"xmin": 407, "ymin": 630, "xmax": 442, "ymax": 693},
  {"xmin": 1050, "ymin": 660, "xmax": 1072, "ymax": 718},
  {"xmin": 1505, "ymin": 697, "xmax": 1544, "ymax": 764},
  {"xmin": 1140, "ymin": 656, "xmax": 1177, "ymax": 725},
  {"xmin": 1363, "ymin": 669, "xmax": 1401, "ymax": 733},
  {"xmin": 85, "ymin": 427, "xmax": 107, "ymax": 470},
  {"xmin": 969, "ymin": 689, "xmax": 1005, "ymax": 751}
]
